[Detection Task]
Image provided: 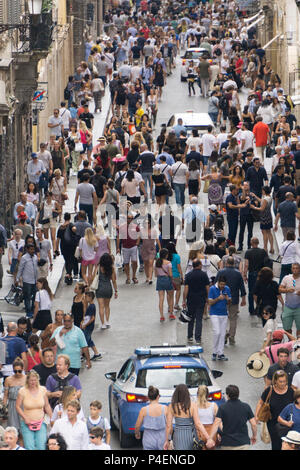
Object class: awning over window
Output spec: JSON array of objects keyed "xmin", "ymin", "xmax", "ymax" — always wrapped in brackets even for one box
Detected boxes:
[
  {"xmin": 246, "ymin": 15, "xmax": 264, "ymax": 31},
  {"xmin": 263, "ymin": 34, "xmax": 283, "ymax": 50}
]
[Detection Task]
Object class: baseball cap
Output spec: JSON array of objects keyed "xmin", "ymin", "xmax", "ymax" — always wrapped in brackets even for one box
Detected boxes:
[
  {"xmin": 208, "ymin": 204, "xmax": 217, "ymax": 211},
  {"xmin": 31, "ymin": 153, "xmax": 38, "ymax": 158}
]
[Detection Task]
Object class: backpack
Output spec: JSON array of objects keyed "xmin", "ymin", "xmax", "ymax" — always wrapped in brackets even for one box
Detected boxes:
[
  {"xmin": 219, "ymin": 95, "xmax": 228, "ymax": 111},
  {"xmin": 49, "ymin": 372, "xmax": 75, "ymax": 409},
  {"xmin": 115, "ymin": 171, "xmax": 126, "ymax": 193},
  {"xmin": 208, "ymin": 183, "xmax": 223, "ymax": 204},
  {"xmin": 64, "ymin": 86, "xmax": 71, "ymax": 101},
  {"xmin": 215, "ymin": 47, "xmax": 222, "ymax": 56},
  {"xmin": 63, "ymin": 224, "xmax": 79, "ymax": 246}
]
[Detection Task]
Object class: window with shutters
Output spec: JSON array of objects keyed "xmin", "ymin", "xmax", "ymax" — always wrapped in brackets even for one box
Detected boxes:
[
  {"xmin": 0, "ymin": 0, "xmax": 7, "ymax": 24},
  {"xmin": 7, "ymin": 0, "xmax": 21, "ymax": 24}
]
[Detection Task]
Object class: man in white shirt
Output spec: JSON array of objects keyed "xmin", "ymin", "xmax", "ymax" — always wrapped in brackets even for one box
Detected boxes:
[
  {"xmin": 185, "ymin": 130, "xmax": 203, "ymax": 156},
  {"xmin": 202, "ymin": 125, "xmax": 218, "ymax": 166},
  {"xmin": 88, "ymin": 426, "xmax": 111, "ymax": 450},
  {"xmin": 217, "ymin": 126, "xmax": 229, "ymax": 151},
  {"xmin": 59, "ymin": 102, "xmax": 71, "ymax": 132},
  {"xmin": 233, "ymin": 122, "xmax": 254, "ymax": 154},
  {"xmin": 171, "ymin": 155, "xmax": 188, "ymax": 207},
  {"xmin": 37, "ymin": 142, "xmax": 53, "ymax": 176},
  {"xmin": 130, "ymin": 60, "xmax": 142, "ymax": 83},
  {"xmin": 50, "ymin": 400, "xmax": 89, "ymax": 450}
]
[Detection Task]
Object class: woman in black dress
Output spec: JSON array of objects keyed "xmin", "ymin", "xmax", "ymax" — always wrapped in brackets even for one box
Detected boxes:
[
  {"xmin": 71, "ymin": 282, "xmax": 86, "ymax": 328},
  {"xmin": 153, "ymin": 63, "xmax": 165, "ymax": 100},
  {"xmin": 255, "ymin": 370, "xmax": 294, "ymax": 450}
]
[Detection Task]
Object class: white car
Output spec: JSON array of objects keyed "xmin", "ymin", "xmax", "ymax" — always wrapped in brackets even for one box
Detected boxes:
[
  {"xmin": 166, "ymin": 111, "xmax": 215, "ymax": 135},
  {"xmin": 180, "ymin": 47, "xmax": 212, "ymax": 81}
]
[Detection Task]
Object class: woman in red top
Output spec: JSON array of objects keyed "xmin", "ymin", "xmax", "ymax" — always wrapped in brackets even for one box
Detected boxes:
[{"xmin": 26, "ymin": 334, "xmax": 42, "ymax": 371}]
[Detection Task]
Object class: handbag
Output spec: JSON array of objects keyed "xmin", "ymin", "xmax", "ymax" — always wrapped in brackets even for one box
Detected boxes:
[
  {"xmin": 203, "ymin": 179, "xmax": 210, "ymax": 194},
  {"xmin": 38, "ymin": 204, "xmax": 50, "ymax": 225},
  {"xmin": 75, "ymin": 142, "xmax": 84, "ymax": 153},
  {"xmin": 28, "ymin": 418, "xmax": 44, "ymax": 432},
  {"xmin": 261, "ymin": 422, "xmax": 271, "ymax": 444},
  {"xmin": 52, "ymin": 210, "xmax": 59, "ymax": 219},
  {"xmin": 90, "ymin": 269, "xmax": 99, "ymax": 291},
  {"xmin": 192, "ymin": 427, "xmax": 205, "ymax": 450},
  {"xmin": 257, "ymin": 386, "xmax": 272, "ymax": 422},
  {"xmin": 74, "ymin": 246, "xmax": 81, "ymax": 259}
]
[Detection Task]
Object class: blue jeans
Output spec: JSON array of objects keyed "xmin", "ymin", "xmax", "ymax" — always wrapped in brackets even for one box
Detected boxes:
[
  {"xmin": 84, "ymin": 324, "xmax": 95, "ymax": 348},
  {"xmin": 173, "ymin": 183, "xmax": 185, "ymax": 207},
  {"xmin": 248, "ymin": 271, "xmax": 258, "ymax": 315},
  {"xmin": 141, "ymin": 172, "xmax": 152, "ymax": 201},
  {"xmin": 79, "ymin": 203, "xmax": 94, "ymax": 225},
  {"xmin": 20, "ymin": 421, "xmax": 47, "ymax": 450},
  {"xmin": 227, "ymin": 217, "xmax": 239, "ymax": 245},
  {"xmin": 22, "ymin": 282, "xmax": 37, "ymax": 318},
  {"xmin": 208, "ymin": 112, "xmax": 218, "ymax": 125}
]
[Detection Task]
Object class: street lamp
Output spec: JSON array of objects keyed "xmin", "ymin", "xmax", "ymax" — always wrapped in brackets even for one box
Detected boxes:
[{"xmin": 27, "ymin": 0, "xmax": 43, "ymax": 15}]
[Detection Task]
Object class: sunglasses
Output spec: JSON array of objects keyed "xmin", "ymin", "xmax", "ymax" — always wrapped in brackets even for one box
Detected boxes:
[
  {"xmin": 89, "ymin": 436, "xmax": 97, "ymax": 440},
  {"xmin": 13, "ymin": 369, "xmax": 23, "ymax": 374}
]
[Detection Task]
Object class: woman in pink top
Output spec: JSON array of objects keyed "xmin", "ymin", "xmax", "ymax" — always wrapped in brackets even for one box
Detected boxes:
[{"xmin": 93, "ymin": 225, "xmax": 111, "ymax": 277}]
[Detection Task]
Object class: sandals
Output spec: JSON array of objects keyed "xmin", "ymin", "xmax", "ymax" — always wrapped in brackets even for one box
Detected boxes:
[
  {"xmin": 132, "ymin": 278, "xmax": 138, "ymax": 284},
  {"xmin": 125, "ymin": 279, "xmax": 131, "ymax": 284},
  {"xmin": 160, "ymin": 316, "xmax": 165, "ymax": 322}
]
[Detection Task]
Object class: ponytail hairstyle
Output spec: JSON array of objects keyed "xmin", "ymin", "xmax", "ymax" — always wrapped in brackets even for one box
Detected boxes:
[
  {"xmin": 155, "ymin": 248, "xmax": 169, "ymax": 268},
  {"xmin": 29, "ymin": 334, "xmax": 40, "ymax": 353}
]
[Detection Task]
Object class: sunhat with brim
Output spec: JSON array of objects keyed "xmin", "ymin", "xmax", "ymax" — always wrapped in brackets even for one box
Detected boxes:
[
  {"xmin": 246, "ymin": 352, "xmax": 270, "ymax": 378},
  {"xmin": 112, "ymin": 154, "xmax": 126, "ymax": 162},
  {"xmin": 282, "ymin": 431, "xmax": 300, "ymax": 445}
]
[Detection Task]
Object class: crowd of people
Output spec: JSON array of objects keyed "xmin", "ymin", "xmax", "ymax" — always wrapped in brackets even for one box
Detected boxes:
[{"xmin": 0, "ymin": 0, "xmax": 300, "ymax": 452}]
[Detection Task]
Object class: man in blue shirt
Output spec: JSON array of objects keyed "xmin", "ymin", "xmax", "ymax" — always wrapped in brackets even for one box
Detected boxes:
[
  {"xmin": 156, "ymin": 147, "xmax": 175, "ymax": 166},
  {"xmin": 208, "ymin": 275, "xmax": 231, "ymax": 361},
  {"xmin": 0, "ymin": 322, "xmax": 27, "ymax": 377},
  {"xmin": 216, "ymin": 257, "xmax": 246, "ymax": 345},
  {"xmin": 50, "ymin": 313, "xmax": 91, "ymax": 375},
  {"xmin": 226, "ymin": 184, "xmax": 247, "ymax": 246},
  {"xmin": 172, "ymin": 118, "xmax": 187, "ymax": 138}
]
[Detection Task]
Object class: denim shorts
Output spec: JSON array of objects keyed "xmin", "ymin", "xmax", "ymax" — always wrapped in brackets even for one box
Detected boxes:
[{"xmin": 156, "ymin": 276, "xmax": 173, "ymax": 291}]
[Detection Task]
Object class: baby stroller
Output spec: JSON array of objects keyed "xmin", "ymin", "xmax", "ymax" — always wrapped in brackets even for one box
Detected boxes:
[{"xmin": 4, "ymin": 284, "xmax": 23, "ymax": 306}]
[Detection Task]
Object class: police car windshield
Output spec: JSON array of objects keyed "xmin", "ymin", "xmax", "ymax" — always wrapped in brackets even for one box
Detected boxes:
[
  {"xmin": 136, "ymin": 367, "xmax": 212, "ymax": 389},
  {"xmin": 185, "ymin": 51, "xmax": 204, "ymax": 60}
]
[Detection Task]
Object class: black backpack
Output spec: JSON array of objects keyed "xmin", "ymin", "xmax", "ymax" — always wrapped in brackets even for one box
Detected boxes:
[
  {"xmin": 219, "ymin": 95, "xmax": 228, "ymax": 111},
  {"xmin": 64, "ymin": 86, "xmax": 71, "ymax": 101},
  {"xmin": 215, "ymin": 47, "xmax": 222, "ymax": 57},
  {"xmin": 49, "ymin": 372, "xmax": 75, "ymax": 409},
  {"xmin": 115, "ymin": 171, "xmax": 126, "ymax": 193}
]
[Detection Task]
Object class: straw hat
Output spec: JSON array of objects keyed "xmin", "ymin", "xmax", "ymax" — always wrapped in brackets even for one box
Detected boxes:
[
  {"xmin": 282, "ymin": 431, "xmax": 300, "ymax": 445},
  {"xmin": 246, "ymin": 352, "xmax": 270, "ymax": 378}
]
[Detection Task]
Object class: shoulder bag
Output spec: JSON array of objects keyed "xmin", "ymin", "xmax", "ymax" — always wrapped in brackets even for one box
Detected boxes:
[
  {"xmin": 171, "ymin": 162, "xmax": 183, "ymax": 189},
  {"xmin": 257, "ymin": 386, "xmax": 272, "ymax": 422},
  {"xmin": 161, "ymin": 165, "xmax": 173, "ymax": 196}
]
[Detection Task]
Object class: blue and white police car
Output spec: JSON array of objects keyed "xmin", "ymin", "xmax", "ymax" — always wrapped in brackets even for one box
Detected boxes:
[{"xmin": 105, "ymin": 344, "xmax": 224, "ymax": 448}]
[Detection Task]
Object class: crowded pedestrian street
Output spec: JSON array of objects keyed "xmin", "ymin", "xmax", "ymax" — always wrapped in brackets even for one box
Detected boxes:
[{"xmin": 0, "ymin": 0, "xmax": 300, "ymax": 454}]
